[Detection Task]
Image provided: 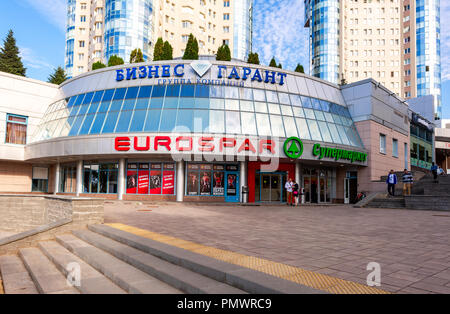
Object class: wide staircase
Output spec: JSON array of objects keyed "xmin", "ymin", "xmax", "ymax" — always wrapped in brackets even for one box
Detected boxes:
[
  {"xmin": 0, "ymin": 224, "xmax": 317, "ymax": 294},
  {"xmin": 364, "ymin": 173, "xmax": 450, "ymax": 211}
]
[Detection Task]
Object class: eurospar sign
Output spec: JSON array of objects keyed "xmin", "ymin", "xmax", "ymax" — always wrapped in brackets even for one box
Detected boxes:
[
  {"xmin": 114, "ymin": 136, "xmax": 277, "ymax": 157},
  {"xmin": 113, "ymin": 136, "xmax": 367, "ymax": 164},
  {"xmin": 115, "ymin": 60, "xmax": 288, "ymax": 86}
]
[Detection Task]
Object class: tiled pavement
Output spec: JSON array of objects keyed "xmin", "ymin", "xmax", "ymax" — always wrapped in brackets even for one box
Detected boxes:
[
  {"xmin": 104, "ymin": 202, "xmax": 450, "ymax": 294},
  {"xmin": 0, "ymin": 231, "xmax": 13, "ymax": 241}
]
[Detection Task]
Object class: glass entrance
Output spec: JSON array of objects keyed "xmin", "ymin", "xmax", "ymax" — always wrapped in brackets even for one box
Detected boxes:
[
  {"xmin": 257, "ymin": 172, "xmax": 286, "ymax": 202},
  {"xmin": 303, "ymin": 169, "xmax": 332, "ymax": 204}
]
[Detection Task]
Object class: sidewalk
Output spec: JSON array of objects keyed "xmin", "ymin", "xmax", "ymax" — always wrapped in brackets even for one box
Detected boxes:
[{"xmin": 104, "ymin": 202, "xmax": 450, "ymax": 294}]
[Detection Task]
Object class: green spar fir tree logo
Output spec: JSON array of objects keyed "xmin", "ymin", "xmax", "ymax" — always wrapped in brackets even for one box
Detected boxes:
[{"xmin": 284, "ymin": 137, "xmax": 304, "ymax": 159}]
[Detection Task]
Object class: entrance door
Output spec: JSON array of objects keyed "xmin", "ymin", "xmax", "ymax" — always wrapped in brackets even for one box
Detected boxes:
[
  {"xmin": 319, "ymin": 177, "xmax": 326, "ymax": 203},
  {"xmin": 310, "ymin": 176, "xmax": 318, "ymax": 203},
  {"xmin": 271, "ymin": 174, "xmax": 282, "ymax": 202},
  {"xmin": 261, "ymin": 174, "xmax": 271, "ymax": 202},
  {"xmin": 225, "ymin": 172, "xmax": 239, "ymax": 202},
  {"xmin": 303, "ymin": 176, "xmax": 310, "ymax": 203},
  {"xmin": 258, "ymin": 173, "xmax": 285, "ymax": 202},
  {"xmin": 344, "ymin": 178, "xmax": 350, "ymax": 204}
]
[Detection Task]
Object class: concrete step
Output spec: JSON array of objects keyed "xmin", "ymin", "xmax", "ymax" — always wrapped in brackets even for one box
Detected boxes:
[
  {"xmin": 72, "ymin": 229, "xmax": 246, "ymax": 294},
  {"xmin": 55, "ymin": 234, "xmax": 182, "ymax": 294},
  {"xmin": 19, "ymin": 247, "xmax": 79, "ymax": 294},
  {"xmin": 87, "ymin": 224, "xmax": 323, "ymax": 294},
  {"xmin": 38, "ymin": 241, "xmax": 126, "ymax": 294},
  {"xmin": 0, "ymin": 255, "xmax": 38, "ymax": 294}
]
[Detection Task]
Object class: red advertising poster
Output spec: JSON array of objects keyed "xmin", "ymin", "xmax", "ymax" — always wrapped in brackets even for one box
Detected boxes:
[
  {"xmin": 126, "ymin": 171, "xmax": 137, "ymax": 194},
  {"xmin": 163, "ymin": 171, "xmax": 175, "ymax": 195},
  {"xmin": 150, "ymin": 171, "xmax": 162, "ymax": 194},
  {"xmin": 138, "ymin": 170, "xmax": 149, "ymax": 194}
]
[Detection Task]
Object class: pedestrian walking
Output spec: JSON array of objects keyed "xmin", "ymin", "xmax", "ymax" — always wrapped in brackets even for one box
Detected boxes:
[
  {"xmin": 285, "ymin": 178, "xmax": 294, "ymax": 206},
  {"xmin": 431, "ymin": 162, "xmax": 438, "ymax": 183},
  {"xmin": 402, "ymin": 169, "xmax": 413, "ymax": 196},
  {"xmin": 386, "ymin": 170, "xmax": 398, "ymax": 197}
]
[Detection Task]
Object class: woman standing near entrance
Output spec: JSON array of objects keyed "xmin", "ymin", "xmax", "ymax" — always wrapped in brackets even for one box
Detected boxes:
[{"xmin": 292, "ymin": 180, "xmax": 300, "ymax": 206}]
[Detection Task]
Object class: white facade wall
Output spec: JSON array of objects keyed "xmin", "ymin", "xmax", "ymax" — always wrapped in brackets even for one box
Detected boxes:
[{"xmin": 0, "ymin": 72, "xmax": 59, "ymax": 161}]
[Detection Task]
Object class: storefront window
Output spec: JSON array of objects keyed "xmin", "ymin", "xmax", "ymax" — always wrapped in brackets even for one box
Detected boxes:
[
  {"xmin": 126, "ymin": 162, "xmax": 175, "ymax": 195},
  {"xmin": 84, "ymin": 162, "xmax": 118, "ymax": 194},
  {"xmin": 186, "ymin": 164, "xmax": 236, "ymax": 197},
  {"xmin": 6, "ymin": 114, "xmax": 27, "ymax": 145}
]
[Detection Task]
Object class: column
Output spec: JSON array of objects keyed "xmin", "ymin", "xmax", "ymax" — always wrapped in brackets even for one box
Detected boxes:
[
  {"xmin": 176, "ymin": 160, "xmax": 185, "ymax": 202},
  {"xmin": 118, "ymin": 158, "xmax": 126, "ymax": 201},
  {"xmin": 76, "ymin": 160, "xmax": 83, "ymax": 197},
  {"xmin": 295, "ymin": 162, "xmax": 302, "ymax": 185},
  {"xmin": 53, "ymin": 163, "xmax": 60, "ymax": 195},
  {"xmin": 240, "ymin": 161, "xmax": 248, "ymax": 203}
]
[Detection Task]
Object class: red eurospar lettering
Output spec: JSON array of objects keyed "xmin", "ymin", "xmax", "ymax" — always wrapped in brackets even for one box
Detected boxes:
[{"xmin": 114, "ymin": 136, "xmax": 276, "ymax": 155}]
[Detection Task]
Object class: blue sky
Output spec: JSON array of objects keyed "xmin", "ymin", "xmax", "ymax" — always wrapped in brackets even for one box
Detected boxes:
[{"xmin": 0, "ymin": 0, "xmax": 449, "ymax": 118}]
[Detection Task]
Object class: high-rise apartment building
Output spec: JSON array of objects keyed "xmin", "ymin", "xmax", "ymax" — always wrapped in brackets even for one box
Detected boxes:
[
  {"xmin": 304, "ymin": 0, "xmax": 441, "ymax": 119},
  {"xmin": 65, "ymin": 0, "xmax": 253, "ymax": 78}
]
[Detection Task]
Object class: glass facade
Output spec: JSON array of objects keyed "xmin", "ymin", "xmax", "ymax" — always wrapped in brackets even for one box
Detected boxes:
[
  {"xmin": 415, "ymin": 0, "xmax": 441, "ymax": 119},
  {"xmin": 34, "ymin": 85, "xmax": 363, "ymax": 148},
  {"xmin": 305, "ymin": 0, "xmax": 340, "ymax": 84},
  {"xmin": 232, "ymin": 0, "xmax": 253, "ymax": 61},
  {"xmin": 65, "ymin": 0, "xmax": 76, "ymax": 78},
  {"xmin": 410, "ymin": 122, "xmax": 433, "ymax": 170},
  {"xmin": 104, "ymin": 0, "xmax": 153, "ymax": 63}
]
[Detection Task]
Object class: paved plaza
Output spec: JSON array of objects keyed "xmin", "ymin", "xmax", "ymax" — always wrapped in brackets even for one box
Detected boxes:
[{"xmin": 104, "ymin": 202, "xmax": 450, "ymax": 294}]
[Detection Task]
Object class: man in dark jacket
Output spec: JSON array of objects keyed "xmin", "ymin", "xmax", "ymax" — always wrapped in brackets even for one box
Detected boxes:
[{"xmin": 386, "ymin": 170, "xmax": 398, "ymax": 197}]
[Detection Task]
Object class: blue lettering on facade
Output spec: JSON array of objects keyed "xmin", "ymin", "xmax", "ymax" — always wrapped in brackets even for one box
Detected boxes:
[{"xmin": 115, "ymin": 64, "xmax": 288, "ymax": 86}]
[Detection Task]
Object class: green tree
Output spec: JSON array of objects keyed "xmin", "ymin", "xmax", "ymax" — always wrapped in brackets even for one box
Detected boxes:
[
  {"xmin": 47, "ymin": 66, "xmax": 67, "ymax": 85},
  {"xmin": 162, "ymin": 41, "xmax": 173, "ymax": 60},
  {"xmin": 182, "ymin": 34, "xmax": 199, "ymax": 60},
  {"xmin": 0, "ymin": 30, "xmax": 26, "ymax": 76},
  {"xmin": 278, "ymin": 63, "xmax": 282, "ymax": 69},
  {"xmin": 295, "ymin": 64, "xmax": 305, "ymax": 73},
  {"xmin": 92, "ymin": 61, "xmax": 106, "ymax": 71},
  {"xmin": 216, "ymin": 44, "xmax": 231, "ymax": 61},
  {"xmin": 130, "ymin": 48, "xmax": 144, "ymax": 63},
  {"xmin": 269, "ymin": 57, "xmax": 278, "ymax": 68},
  {"xmin": 247, "ymin": 52, "xmax": 260, "ymax": 65},
  {"xmin": 153, "ymin": 37, "xmax": 164, "ymax": 61},
  {"xmin": 108, "ymin": 55, "xmax": 124, "ymax": 67}
]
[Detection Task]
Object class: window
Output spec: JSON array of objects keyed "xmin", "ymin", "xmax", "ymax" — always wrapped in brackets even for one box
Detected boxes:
[
  {"xmin": 32, "ymin": 167, "xmax": 49, "ymax": 192},
  {"xmin": 186, "ymin": 163, "xmax": 236, "ymax": 196},
  {"xmin": 80, "ymin": 15, "xmax": 86, "ymax": 22},
  {"xmin": 380, "ymin": 134, "xmax": 386, "ymax": 154},
  {"xmin": 126, "ymin": 163, "xmax": 175, "ymax": 195},
  {"xmin": 224, "ymin": 1, "xmax": 230, "ymax": 7},
  {"xmin": 79, "ymin": 40, "xmax": 85, "ymax": 48},
  {"xmin": 392, "ymin": 139, "xmax": 398, "ymax": 157},
  {"xmin": 223, "ymin": 13, "xmax": 230, "ymax": 20},
  {"xmin": 5, "ymin": 114, "xmax": 27, "ymax": 144},
  {"xmin": 84, "ymin": 163, "xmax": 119, "ymax": 194}
]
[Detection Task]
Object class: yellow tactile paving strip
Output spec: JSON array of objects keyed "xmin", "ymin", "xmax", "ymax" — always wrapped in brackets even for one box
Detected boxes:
[{"xmin": 107, "ymin": 223, "xmax": 389, "ymax": 294}]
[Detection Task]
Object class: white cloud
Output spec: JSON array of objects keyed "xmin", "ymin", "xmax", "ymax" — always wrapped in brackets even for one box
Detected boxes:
[
  {"xmin": 19, "ymin": 0, "xmax": 66, "ymax": 32},
  {"xmin": 20, "ymin": 47, "xmax": 55, "ymax": 70},
  {"xmin": 253, "ymin": 0, "xmax": 309, "ymax": 72}
]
